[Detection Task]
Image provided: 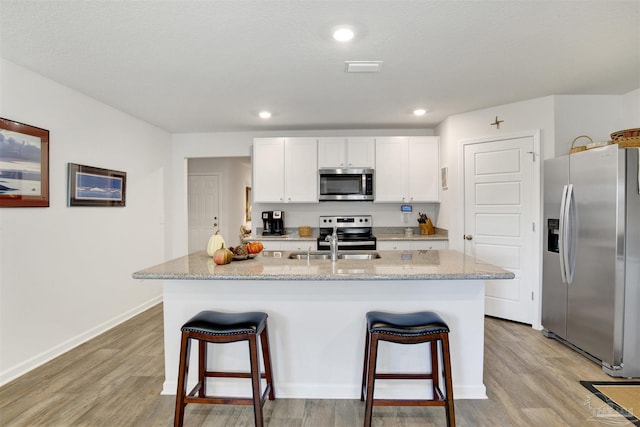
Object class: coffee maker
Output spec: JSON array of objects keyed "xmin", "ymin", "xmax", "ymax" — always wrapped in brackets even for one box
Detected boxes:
[{"xmin": 262, "ymin": 211, "xmax": 285, "ymax": 236}]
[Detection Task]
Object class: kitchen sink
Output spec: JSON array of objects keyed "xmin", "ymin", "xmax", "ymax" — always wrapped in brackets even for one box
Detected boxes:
[
  {"xmin": 288, "ymin": 251, "xmax": 380, "ymax": 260},
  {"xmin": 288, "ymin": 252, "xmax": 331, "ymax": 260},
  {"xmin": 338, "ymin": 252, "xmax": 381, "ymax": 260}
]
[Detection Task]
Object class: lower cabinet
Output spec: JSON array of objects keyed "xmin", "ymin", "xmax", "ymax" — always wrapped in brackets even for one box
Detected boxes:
[
  {"xmin": 261, "ymin": 241, "xmax": 317, "ymax": 251},
  {"xmin": 377, "ymin": 240, "xmax": 448, "ymax": 250}
]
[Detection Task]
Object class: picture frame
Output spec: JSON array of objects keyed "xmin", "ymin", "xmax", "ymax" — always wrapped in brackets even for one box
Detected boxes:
[
  {"xmin": 67, "ymin": 163, "xmax": 126, "ymax": 207},
  {"xmin": 0, "ymin": 117, "xmax": 50, "ymax": 207},
  {"xmin": 441, "ymin": 166, "xmax": 448, "ymax": 190},
  {"xmin": 245, "ymin": 186, "xmax": 252, "ymax": 221}
]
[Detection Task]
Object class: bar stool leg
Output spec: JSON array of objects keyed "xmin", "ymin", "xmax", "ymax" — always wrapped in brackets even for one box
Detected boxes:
[
  {"xmin": 198, "ymin": 340, "xmax": 207, "ymax": 397},
  {"xmin": 360, "ymin": 327, "xmax": 370, "ymax": 401},
  {"xmin": 260, "ymin": 323, "xmax": 275, "ymax": 400},
  {"xmin": 248, "ymin": 334, "xmax": 264, "ymax": 427},
  {"xmin": 174, "ymin": 332, "xmax": 191, "ymax": 427},
  {"xmin": 363, "ymin": 332, "xmax": 379, "ymax": 427},
  {"xmin": 441, "ymin": 334, "xmax": 455, "ymax": 427},
  {"xmin": 430, "ymin": 340, "xmax": 439, "ymax": 398}
]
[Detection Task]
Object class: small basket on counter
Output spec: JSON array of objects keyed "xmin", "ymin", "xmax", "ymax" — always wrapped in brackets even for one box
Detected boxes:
[
  {"xmin": 569, "ymin": 135, "xmax": 592, "ymax": 154},
  {"xmin": 610, "ymin": 128, "xmax": 640, "ymax": 148},
  {"xmin": 569, "ymin": 135, "xmax": 614, "ymax": 154},
  {"xmin": 298, "ymin": 226, "xmax": 311, "ymax": 237}
]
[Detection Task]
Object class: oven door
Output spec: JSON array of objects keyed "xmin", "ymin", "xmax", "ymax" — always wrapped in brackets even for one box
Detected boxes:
[{"xmin": 317, "ymin": 238, "xmax": 377, "ymax": 251}]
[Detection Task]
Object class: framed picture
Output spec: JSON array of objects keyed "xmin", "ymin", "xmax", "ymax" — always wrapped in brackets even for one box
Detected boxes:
[
  {"xmin": 0, "ymin": 117, "xmax": 50, "ymax": 207},
  {"xmin": 441, "ymin": 167, "xmax": 448, "ymax": 190},
  {"xmin": 245, "ymin": 186, "xmax": 252, "ymax": 221},
  {"xmin": 67, "ymin": 163, "xmax": 126, "ymax": 207}
]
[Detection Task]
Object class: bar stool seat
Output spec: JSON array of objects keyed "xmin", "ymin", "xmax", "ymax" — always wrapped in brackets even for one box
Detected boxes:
[
  {"xmin": 361, "ymin": 310, "xmax": 455, "ymax": 427},
  {"xmin": 174, "ymin": 310, "xmax": 275, "ymax": 427}
]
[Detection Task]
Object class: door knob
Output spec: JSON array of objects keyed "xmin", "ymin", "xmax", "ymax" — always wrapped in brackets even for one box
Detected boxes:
[
  {"xmin": 464, "ymin": 234, "xmax": 473, "ymax": 240},
  {"xmin": 214, "ymin": 223, "xmax": 218, "ymax": 227}
]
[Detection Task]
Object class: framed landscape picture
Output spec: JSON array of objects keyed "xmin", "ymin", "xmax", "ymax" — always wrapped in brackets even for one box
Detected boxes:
[
  {"xmin": 67, "ymin": 163, "xmax": 126, "ymax": 207},
  {"xmin": 0, "ymin": 118, "xmax": 50, "ymax": 207}
]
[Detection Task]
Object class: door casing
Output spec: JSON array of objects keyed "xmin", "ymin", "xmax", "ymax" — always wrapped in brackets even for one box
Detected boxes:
[{"xmin": 460, "ymin": 130, "xmax": 542, "ymax": 328}]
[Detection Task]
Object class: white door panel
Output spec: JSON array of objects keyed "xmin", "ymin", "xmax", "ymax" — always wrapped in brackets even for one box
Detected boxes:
[
  {"xmin": 188, "ymin": 174, "xmax": 221, "ymax": 253},
  {"xmin": 475, "ymin": 244, "xmax": 521, "ymax": 270},
  {"xmin": 476, "ymin": 214, "xmax": 521, "ymax": 237},
  {"xmin": 486, "ymin": 279, "xmax": 521, "ymax": 301},
  {"xmin": 475, "ymin": 182, "xmax": 521, "ymax": 205},
  {"xmin": 464, "ymin": 135, "xmax": 537, "ymax": 324},
  {"xmin": 475, "ymin": 149, "xmax": 521, "ymax": 175}
]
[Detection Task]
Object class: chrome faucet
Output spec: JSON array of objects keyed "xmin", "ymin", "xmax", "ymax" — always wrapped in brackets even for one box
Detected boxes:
[{"xmin": 325, "ymin": 226, "xmax": 339, "ymax": 262}]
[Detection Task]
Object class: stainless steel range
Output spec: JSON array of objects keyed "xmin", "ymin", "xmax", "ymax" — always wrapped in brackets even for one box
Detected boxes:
[{"xmin": 317, "ymin": 215, "xmax": 376, "ymax": 251}]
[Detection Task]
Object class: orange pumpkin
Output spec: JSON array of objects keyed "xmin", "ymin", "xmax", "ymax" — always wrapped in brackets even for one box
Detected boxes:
[{"xmin": 246, "ymin": 241, "xmax": 264, "ymax": 254}]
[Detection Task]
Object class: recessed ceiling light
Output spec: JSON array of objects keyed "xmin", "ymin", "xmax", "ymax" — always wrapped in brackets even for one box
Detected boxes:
[
  {"xmin": 413, "ymin": 108, "xmax": 427, "ymax": 116},
  {"xmin": 333, "ymin": 26, "xmax": 355, "ymax": 42},
  {"xmin": 259, "ymin": 111, "xmax": 272, "ymax": 119}
]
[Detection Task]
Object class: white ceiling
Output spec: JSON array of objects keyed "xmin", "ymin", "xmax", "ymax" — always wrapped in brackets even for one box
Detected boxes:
[{"xmin": 1, "ymin": 1, "xmax": 638, "ymax": 133}]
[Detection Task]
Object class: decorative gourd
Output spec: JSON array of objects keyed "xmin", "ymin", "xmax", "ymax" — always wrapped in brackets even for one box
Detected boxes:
[
  {"xmin": 246, "ymin": 241, "xmax": 264, "ymax": 254},
  {"xmin": 213, "ymin": 247, "xmax": 233, "ymax": 265},
  {"xmin": 207, "ymin": 231, "xmax": 226, "ymax": 256}
]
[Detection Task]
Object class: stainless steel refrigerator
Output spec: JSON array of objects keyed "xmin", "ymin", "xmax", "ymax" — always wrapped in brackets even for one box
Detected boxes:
[{"xmin": 542, "ymin": 144, "xmax": 639, "ymax": 378}]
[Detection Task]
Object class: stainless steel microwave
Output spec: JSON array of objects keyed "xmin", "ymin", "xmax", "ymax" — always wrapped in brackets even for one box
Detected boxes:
[{"xmin": 318, "ymin": 168, "xmax": 374, "ymax": 201}]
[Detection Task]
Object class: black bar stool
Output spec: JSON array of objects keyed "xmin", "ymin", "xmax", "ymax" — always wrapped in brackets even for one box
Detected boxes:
[
  {"xmin": 174, "ymin": 310, "xmax": 275, "ymax": 427},
  {"xmin": 361, "ymin": 311, "xmax": 455, "ymax": 427}
]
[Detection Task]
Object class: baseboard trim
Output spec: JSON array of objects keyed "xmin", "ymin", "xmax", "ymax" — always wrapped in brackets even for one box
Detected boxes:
[{"xmin": 0, "ymin": 296, "xmax": 162, "ymax": 387}]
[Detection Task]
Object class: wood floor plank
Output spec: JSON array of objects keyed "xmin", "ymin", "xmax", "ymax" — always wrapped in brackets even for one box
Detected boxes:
[{"xmin": 1, "ymin": 304, "xmax": 634, "ymax": 426}]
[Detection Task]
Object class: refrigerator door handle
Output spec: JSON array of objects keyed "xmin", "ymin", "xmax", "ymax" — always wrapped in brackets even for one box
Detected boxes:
[
  {"xmin": 559, "ymin": 184, "xmax": 569, "ymax": 283},
  {"xmin": 565, "ymin": 184, "xmax": 577, "ymax": 285}
]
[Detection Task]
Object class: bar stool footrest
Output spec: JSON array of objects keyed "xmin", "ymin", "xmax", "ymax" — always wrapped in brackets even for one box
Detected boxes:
[{"xmin": 372, "ymin": 398, "xmax": 447, "ymax": 407}]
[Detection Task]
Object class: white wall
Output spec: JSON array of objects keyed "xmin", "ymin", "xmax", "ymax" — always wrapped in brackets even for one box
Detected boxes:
[
  {"xmin": 170, "ymin": 129, "xmax": 434, "ymax": 257},
  {"xmin": 621, "ymin": 88, "xmax": 640, "ymax": 126},
  {"xmin": 553, "ymin": 95, "xmax": 630, "ymax": 157},
  {"xmin": 436, "ymin": 96, "xmax": 555, "ymax": 252},
  {"xmin": 0, "ymin": 60, "xmax": 171, "ymax": 385}
]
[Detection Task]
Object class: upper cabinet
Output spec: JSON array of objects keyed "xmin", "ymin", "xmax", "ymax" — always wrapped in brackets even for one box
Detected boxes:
[
  {"xmin": 318, "ymin": 137, "xmax": 375, "ymax": 168},
  {"xmin": 253, "ymin": 137, "xmax": 318, "ymax": 203},
  {"xmin": 374, "ymin": 136, "xmax": 440, "ymax": 203}
]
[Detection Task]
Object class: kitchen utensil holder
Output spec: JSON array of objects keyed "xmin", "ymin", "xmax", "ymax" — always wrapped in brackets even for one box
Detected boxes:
[{"xmin": 419, "ymin": 220, "xmax": 435, "ymax": 235}]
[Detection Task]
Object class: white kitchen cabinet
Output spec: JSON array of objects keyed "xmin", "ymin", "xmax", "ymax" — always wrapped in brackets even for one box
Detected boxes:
[
  {"xmin": 374, "ymin": 136, "xmax": 439, "ymax": 202},
  {"xmin": 412, "ymin": 240, "xmax": 448, "ymax": 250},
  {"xmin": 318, "ymin": 137, "xmax": 375, "ymax": 168},
  {"xmin": 262, "ymin": 241, "xmax": 315, "ymax": 252},
  {"xmin": 253, "ymin": 137, "xmax": 318, "ymax": 203},
  {"xmin": 377, "ymin": 241, "xmax": 412, "ymax": 251},
  {"xmin": 253, "ymin": 138, "xmax": 285, "ymax": 203},
  {"xmin": 280, "ymin": 241, "xmax": 315, "ymax": 251},
  {"xmin": 260, "ymin": 241, "xmax": 283, "ymax": 251},
  {"xmin": 377, "ymin": 240, "xmax": 448, "ymax": 250}
]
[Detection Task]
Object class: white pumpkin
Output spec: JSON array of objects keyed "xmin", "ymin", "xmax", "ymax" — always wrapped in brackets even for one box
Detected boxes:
[{"xmin": 206, "ymin": 231, "xmax": 226, "ymax": 256}]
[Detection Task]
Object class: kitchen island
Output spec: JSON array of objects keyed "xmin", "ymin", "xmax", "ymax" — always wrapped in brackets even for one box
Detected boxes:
[{"xmin": 133, "ymin": 250, "xmax": 513, "ymax": 400}]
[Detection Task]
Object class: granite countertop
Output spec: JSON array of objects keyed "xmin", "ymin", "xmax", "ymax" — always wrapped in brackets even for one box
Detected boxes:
[{"xmin": 133, "ymin": 249, "xmax": 513, "ymax": 281}]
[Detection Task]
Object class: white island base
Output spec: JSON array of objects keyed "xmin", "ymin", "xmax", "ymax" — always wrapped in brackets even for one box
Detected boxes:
[{"xmin": 161, "ymin": 278, "xmax": 486, "ymax": 400}]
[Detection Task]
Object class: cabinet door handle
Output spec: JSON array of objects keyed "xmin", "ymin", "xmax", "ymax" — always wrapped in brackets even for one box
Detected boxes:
[{"xmin": 464, "ymin": 235, "xmax": 473, "ymax": 240}]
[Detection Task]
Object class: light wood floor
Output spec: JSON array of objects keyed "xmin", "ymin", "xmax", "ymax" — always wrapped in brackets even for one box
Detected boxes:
[{"xmin": 1, "ymin": 304, "xmax": 634, "ymax": 426}]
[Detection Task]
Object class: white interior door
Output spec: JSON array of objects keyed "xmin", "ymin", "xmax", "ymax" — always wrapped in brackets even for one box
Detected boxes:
[
  {"xmin": 463, "ymin": 135, "xmax": 538, "ymax": 324},
  {"xmin": 188, "ymin": 174, "xmax": 221, "ymax": 253}
]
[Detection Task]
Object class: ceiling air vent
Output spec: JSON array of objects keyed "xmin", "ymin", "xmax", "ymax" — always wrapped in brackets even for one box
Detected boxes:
[{"xmin": 345, "ymin": 61, "xmax": 383, "ymax": 73}]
